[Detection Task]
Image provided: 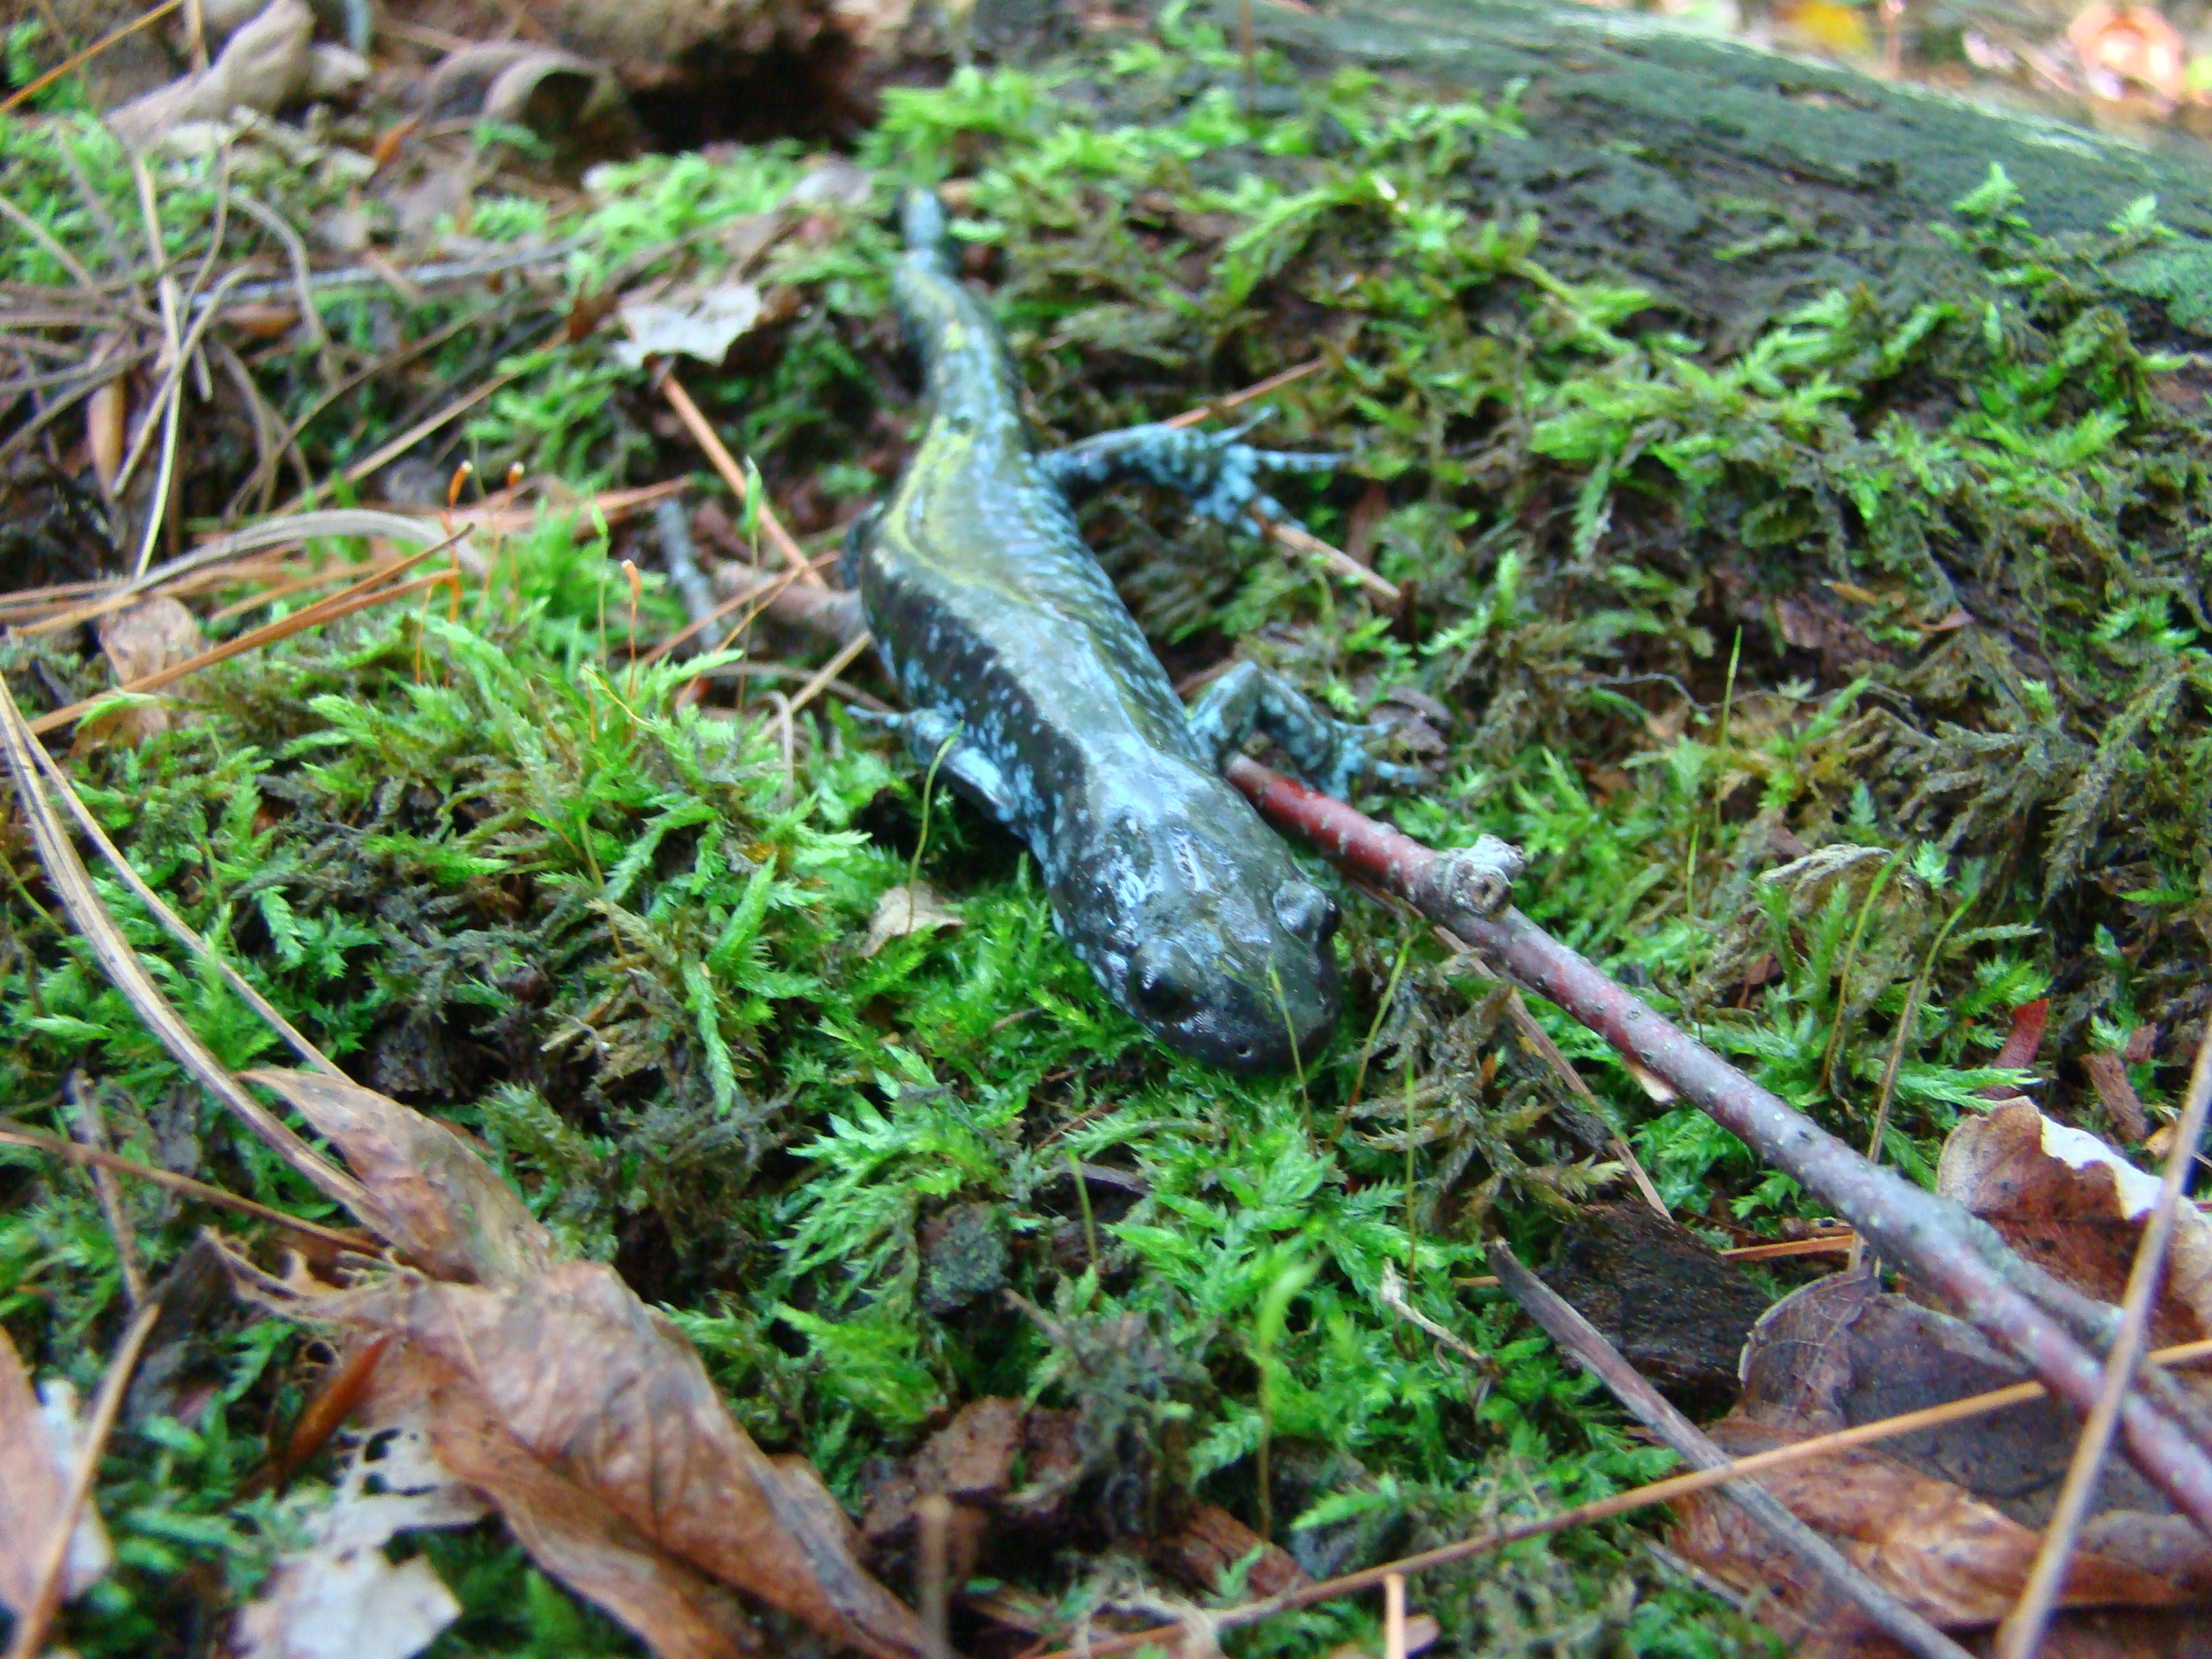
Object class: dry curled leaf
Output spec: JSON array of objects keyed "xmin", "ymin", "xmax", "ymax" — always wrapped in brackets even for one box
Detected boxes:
[
  {"xmin": 242, "ymin": 1069, "xmax": 554, "ymax": 1286},
  {"xmin": 1673, "ymin": 1259, "xmax": 2212, "ymax": 1655},
  {"xmin": 0, "ymin": 1327, "xmax": 112, "ymax": 1617},
  {"xmin": 106, "ymin": 0, "xmax": 315, "ymax": 148},
  {"xmin": 1938, "ymin": 1100, "xmax": 2212, "ymax": 1341},
  {"xmin": 614, "ymin": 280, "xmax": 768, "ymax": 370},
  {"xmin": 232, "ymin": 1068, "xmax": 930, "ymax": 1659},
  {"xmin": 1678, "ymin": 1417, "xmax": 2187, "ymax": 1626},
  {"xmin": 861, "ymin": 883, "xmax": 963, "ymax": 957},
  {"xmin": 83, "ymin": 596, "xmax": 204, "ymax": 748}
]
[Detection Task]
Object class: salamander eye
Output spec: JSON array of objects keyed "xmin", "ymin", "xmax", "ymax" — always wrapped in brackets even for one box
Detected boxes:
[
  {"xmin": 1275, "ymin": 882, "xmax": 1339, "ymax": 942},
  {"xmin": 1130, "ymin": 941, "xmax": 1201, "ymax": 1023}
]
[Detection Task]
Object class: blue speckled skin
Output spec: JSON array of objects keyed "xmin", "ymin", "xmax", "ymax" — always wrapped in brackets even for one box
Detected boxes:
[{"xmin": 847, "ymin": 191, "xmax": 1372, "ymax": 1072}]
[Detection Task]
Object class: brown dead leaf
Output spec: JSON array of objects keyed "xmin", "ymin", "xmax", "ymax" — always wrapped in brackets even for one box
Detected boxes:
[
  {"xmin": 386, "ymin": 1348, "xmax": 765, "ymax": 1659},
  {"xmin": 861, "ymin": 883, "xmax": 962, "ymax": 958},
  {"xmin": 106, "ymin": 0, "xmax": 315, "ymax": 148},
  {"xmin": 242, "ymin": 1069, "xmax": 554, "ymax": 1286},
  {"xmin": 0, "ymin": 1326, "xmax": 112, "ymax": 1617},
  {"xmin": 228, "ymin": 1068, "xmax": 930, "ymax": 1659},
  {"xmin": 320, "ymin": 1263, "xmax": 928, "ymax": 1659},
  {"xmin": 1674, "ymin": 1261, "xmax": 2212, "ymax": 1654},
  {"xmin": 1938, "ymin": 1100, "xmax": 2212, "ymax": 1343},
  {"xmin": 1678, "ymin": 1417, "xmax": 2187, "ymax": 1625},
  {"xmin": 85, "ymin": 377, "xmax": 127, "ymax": 495},
  {"xmin": 79, "ymin": 595, "xmax": 203, "ymax": 748}
]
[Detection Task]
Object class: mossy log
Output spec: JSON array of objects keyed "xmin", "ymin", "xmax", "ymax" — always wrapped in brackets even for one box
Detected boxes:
[{"xmin": 1223, "ymin": 0, "xmax": 2212, "ymax": 335}]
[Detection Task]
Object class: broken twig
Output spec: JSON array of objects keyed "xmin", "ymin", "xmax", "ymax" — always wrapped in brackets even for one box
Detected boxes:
[{"xmin": 1222, "ymin": 756, "xmax": 2212, "ymax": 1534}]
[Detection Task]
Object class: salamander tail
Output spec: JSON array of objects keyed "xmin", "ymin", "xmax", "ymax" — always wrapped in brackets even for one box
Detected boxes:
[{"xmin": 900, "ymin": 188, "xmax": 954, "ymax": 272}]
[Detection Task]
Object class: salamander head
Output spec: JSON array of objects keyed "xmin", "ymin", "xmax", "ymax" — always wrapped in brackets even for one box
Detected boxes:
[{"xmin": 1053, "ymin": 767, "xmax": 1341, "ymax": 1072}]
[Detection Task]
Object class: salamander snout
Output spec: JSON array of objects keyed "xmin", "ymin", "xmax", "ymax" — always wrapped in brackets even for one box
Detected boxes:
[{"xmin": 1119, "ymin": 879, "xmax": 1341, "ymax": 1074}]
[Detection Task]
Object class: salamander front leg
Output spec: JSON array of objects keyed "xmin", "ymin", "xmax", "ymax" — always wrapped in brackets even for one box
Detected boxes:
[
  {"xmin": 1186, "ymin": 661, "xmax": 1419, "ymax": 799},
  {"xmin": 851, "ymin": 708, "xmax": 1021, "ymax": 826},
  {"xmin": 1037, "ymin": 422, "xmax": 1339, "ymax": 535}
]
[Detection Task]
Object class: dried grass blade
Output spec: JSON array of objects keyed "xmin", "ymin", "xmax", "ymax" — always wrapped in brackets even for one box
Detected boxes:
[
  {"xmin": 0, "ymin": 0, "xmax": 183, "ymax": 114},
  {"xmin": 0, "ymin": 1119, "xmax": 366, "ymax": 1248},
  {"xmin": 0, "ymin": 676, "xmax": 380, "ymax": 1224},
  {"xmin": 20, "ymin": 509, "xmax": 477, "ymax": 637},
  {"xmin": 29, "ymin": 562, "xmax": 458, "ymax": 734},
  {"xmin": 22, "ymin": 731, "xmax": 341, "ymax": 1076}
]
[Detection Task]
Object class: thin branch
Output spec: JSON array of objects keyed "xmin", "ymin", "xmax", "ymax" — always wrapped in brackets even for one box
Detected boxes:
[
  {"xmin": 1220, "ymin": 756, "xmax": 2212, "ymax": 1533},
  {"xmin": 1487, "ymin": 1240, "xmax": 1972, "ymax": 1659},
  {"xmin": 1994, "ymin": 1015, "xmax": 2212, "ymax": 1659}
]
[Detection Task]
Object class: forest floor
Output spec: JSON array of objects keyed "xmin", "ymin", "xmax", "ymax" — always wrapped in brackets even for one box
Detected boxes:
[{"xmin": 3, "ymin": 1, "xmax": 2211, "ymax": 1655}]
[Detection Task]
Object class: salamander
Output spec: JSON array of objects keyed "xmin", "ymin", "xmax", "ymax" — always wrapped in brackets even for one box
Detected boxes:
[{"xmin": 844, "ymin": 190, "xmax": 1407, "ymax": 1071}]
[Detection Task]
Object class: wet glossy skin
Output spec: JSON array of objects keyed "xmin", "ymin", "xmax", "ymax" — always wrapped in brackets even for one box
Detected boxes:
[{"xmin": 846, "ymin": 197, "xmax": 1340, "ymax": 1071}]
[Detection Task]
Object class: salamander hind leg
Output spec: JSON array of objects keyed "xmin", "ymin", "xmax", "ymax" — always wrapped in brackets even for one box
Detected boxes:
[
  {"xmin": 1038, "ymin": 423, "xmax": 1339, "ymax": 535},
  {"xmin": 1187, "ymin": 661, "xmax": 1419, "ymax": 799}
]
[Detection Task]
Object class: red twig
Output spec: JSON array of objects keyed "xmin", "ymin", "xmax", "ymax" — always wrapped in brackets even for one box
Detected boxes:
[{"xmin": 1223, "ymin": 756, "xmax": 2212, "ymax": 1534}]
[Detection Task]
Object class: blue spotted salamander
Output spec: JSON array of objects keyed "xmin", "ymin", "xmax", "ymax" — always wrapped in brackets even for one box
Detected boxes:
[{"xmin": 845, "ymin": 191, "xmax": 1406, "ymax": 1071}]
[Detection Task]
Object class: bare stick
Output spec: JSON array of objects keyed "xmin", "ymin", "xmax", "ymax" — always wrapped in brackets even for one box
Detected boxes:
[
  {"xmin": 1487, "ymin": 1240, "xmax": 1971, "ymax": 1659},
  {"xmin": 1220, "ymin": 755, "xmax": 2212, "ymax": 1533},
  {"xmin": 1384, "ymin": 1573, "xmax": 1405, "ymax": 1659},
  {"xmin": 1994, "ymin": 1016, "xmax": 2212, "ymax": 1659},
  {"xmin": 1, "ymin": 1297, "xmax": 163, "ymax": 1659}
]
